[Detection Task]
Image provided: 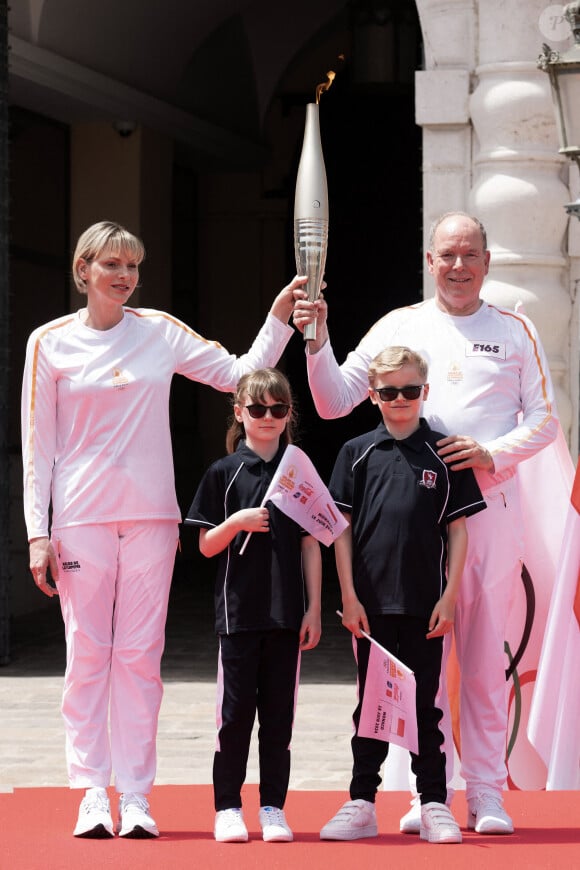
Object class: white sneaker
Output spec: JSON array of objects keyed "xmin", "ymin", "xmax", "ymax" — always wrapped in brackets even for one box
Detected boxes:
[
  {"xmin": 420, "ymin": 802, "xmax": 462, "ymax": 844},
  {"xmin": 259, "ymin": 806, "xmax": 293, "ymax": 842},
  {"xmin": 73, "ymin": 787, "xmax": 114, "ymax": 838},
  {"xmin": 399, "ymin": 796, "xmax": 421, "ymax": 834},
  {"xmin": 320, "ymin": 799, "xmax": 378, "ymax": 840},
  {"xmin": 117, "ymin": 792, "xmax": 159, "ymax": 838},
  {"xmin": 468, "ymin": 790, "xmax": 514, "ymax": 834},
  {"xmin": 214, "ymin": 808, "xmax": 249, "ymax": 843}
]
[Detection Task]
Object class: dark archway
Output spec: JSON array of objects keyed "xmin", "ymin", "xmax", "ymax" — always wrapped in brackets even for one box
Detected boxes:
[{"xmin": 284, "ymin": 59, "xmax": 423, "ymax": 484}]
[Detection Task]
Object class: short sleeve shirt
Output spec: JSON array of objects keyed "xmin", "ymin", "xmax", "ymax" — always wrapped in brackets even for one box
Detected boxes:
[
  {"xmin": 185, "ymin": 441, "xmax": 306, "ymax": 635},
  {"xmin": 329, "ymin": 419, "xmax": 486, "ymax": 619}
]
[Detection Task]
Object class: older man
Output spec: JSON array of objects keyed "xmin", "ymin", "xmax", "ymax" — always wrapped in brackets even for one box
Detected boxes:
[{"xmin": 293, "ymin": 212, "xmax": 558, "ymax": 837}]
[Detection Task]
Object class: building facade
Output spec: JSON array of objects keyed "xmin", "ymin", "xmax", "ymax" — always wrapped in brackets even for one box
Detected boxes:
[{"xmin": 4, "ymin": 0, "xmax": 579, "ymax": 628}]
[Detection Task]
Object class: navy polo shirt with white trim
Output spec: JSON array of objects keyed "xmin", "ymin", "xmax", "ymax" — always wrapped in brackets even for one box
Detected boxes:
[
  {"xmin": 185, "ymin": 441, "xmax": 306, "ymax": 635},
  {"xmin": 329, "ymin": 418, "xmax": 486, "ymax": 619}
]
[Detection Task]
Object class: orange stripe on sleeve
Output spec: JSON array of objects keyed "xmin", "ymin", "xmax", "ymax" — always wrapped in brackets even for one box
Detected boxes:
[
  {"xmin": 125, "ymin": 308, "xmax": 223, "ymax": 349},
  {"xmin": 493, "ymin": 307, "xmax": 550, "ymax": 403}
]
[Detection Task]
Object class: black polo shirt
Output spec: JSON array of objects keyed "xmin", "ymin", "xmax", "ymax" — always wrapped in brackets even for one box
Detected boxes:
[
  {"xmin": 185, "ymin": 441, "xmax": 306, "ymax": 635},
  {"xmin": 329, "ymin": 419, "xmax": 486, "ymax": 619}
]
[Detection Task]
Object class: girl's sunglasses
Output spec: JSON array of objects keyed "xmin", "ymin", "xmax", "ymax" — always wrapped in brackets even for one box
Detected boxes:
[{"xmin": 244, "ymin": 403, "xmax": 291, "ymax": 419}]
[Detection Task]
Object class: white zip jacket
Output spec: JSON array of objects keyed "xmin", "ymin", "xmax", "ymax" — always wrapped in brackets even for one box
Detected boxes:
[
  {"xmin": 22, "ymin": 307, "xmax": 293, "ymax": 538},
  {"xmin": 306, "ymin": 299, "xmax": 558, "ymax": 491}
]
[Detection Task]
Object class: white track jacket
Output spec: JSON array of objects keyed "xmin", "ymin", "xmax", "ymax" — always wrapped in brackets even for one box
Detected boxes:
[{"xmin": 22, "ymin": 308, "xmax": 293, "ymax": 539}]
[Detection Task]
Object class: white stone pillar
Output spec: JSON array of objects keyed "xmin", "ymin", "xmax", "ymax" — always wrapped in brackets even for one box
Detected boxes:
[
  {"xmin": 415, "ymin": 68, "xmax": 472, "ymax": 284},
  {"xmin": 469, "ymin": 47, "xmax": 573, "ymax": 439},
  {"xmin": 416, "ymin": 0, "xmax": 576, "ymax": 446},
  {"xmin": 415, "ymin": 0, "xmax": 476, "ymax": 290}
]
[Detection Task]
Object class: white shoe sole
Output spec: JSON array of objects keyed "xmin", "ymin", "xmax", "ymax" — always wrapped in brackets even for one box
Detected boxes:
[
  {"xmin": 420, "ymin": 826, "xmax": 462, "ymax": 844},
  {"xmin": 263, "ymin": 830, "xmax": 293, "ymax": 842},
  {"xmin": 320, "ymin": 823, "xmax": 378, "ymax": 840},
  {"xmin": 468, "ymin": 813, "xmax": 514, "ymax": 835},
  {"xmin": 215, "ymin": 832, "xmax": 249, "ymax": 843}
]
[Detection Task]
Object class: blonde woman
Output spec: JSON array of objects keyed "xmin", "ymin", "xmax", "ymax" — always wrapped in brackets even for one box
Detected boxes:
[{"xmin": 22, "ymin": 221, "xmax": 301, "ymax": 839}]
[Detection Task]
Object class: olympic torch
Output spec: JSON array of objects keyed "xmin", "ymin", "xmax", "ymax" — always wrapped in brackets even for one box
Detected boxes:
[{"xmin": 294, "ymin": 73, "xmax": 334, "ymax": 341}]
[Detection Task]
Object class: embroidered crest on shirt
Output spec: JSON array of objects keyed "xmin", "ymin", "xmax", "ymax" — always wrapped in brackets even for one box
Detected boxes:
[
  {"xmin": 446, "ymin": 362, "xmax": 464, "ymax": 385},
  {"xmin": 419, "ymin": 470, "xmax": 437, "ymax": 489},
  {"xmin": 112, "ymin": 368, "xmax": 130, "ymax": 389}
]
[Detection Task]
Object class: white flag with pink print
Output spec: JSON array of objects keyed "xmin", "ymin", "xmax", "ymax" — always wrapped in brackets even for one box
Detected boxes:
[
  {"xmin": 264, "ymin": 444, "xmax": 348, "ymax": 545},
  {"xmin": 358, "ymin": 632, "xmax": 418, "ymax": 754},
  {"xmin": 240, "ymin": 444, "xmax": 347, "ymax": 553}
]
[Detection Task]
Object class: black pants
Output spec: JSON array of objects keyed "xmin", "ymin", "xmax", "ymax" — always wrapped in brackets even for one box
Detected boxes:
[
  {"xmin": 213, "ymin": 629, "xmax": 300, "ymax": 811},
  {"xmin": 350, "ymin": 614, "xmax": 446, "ymax": 805}
]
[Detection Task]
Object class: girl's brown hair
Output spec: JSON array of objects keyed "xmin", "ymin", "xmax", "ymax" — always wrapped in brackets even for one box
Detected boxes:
[{"xmin": 226, "ymin": 368, "xmax": 297, "ymax": 454}]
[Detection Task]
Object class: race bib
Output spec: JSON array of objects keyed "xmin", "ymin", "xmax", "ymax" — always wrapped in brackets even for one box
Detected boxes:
[{"xmin": 465, "ymin": 341, "xmax": 506, "ymax": 359}]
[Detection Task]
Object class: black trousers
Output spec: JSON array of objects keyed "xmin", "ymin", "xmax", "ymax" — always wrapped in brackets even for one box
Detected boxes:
[
  {"xmin": 213, "ymin": 629, "xmax": 300, "ymax": 811},
  {"xmin": 350, "ymin": 614, "xmax": 446, "ymax": 805}
]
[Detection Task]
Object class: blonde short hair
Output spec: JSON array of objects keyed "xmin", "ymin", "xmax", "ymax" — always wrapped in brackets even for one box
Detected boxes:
[
  {"xmin": 72, "ymin": 221, "xmax": 145, "ymax": 293},
  {"xmin": 368, "ymin": 346, "xmax": 428, "ymax": 387}
]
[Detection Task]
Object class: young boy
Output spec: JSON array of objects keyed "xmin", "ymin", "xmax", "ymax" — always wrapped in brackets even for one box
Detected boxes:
[
  {"xmin": 320, "ymin": 346, "xmax": 486, "ymax": 844},
  {"xmin": 185, "ymin": 368, "xmax": 322, "ymax": 844}
]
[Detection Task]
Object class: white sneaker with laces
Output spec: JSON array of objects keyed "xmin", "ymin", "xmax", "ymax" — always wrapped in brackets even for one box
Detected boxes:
[
  {"xmin": 468, "ymin": 790, "xmax": 514, "ymax": 834},
  {"xmin": 319, "ymin": 799, "xmax": 378, "ymax": 840},
  {"xmin": 214, "ymin": 808, "xmax": 249, "ymax": 842},
  {"xmin": 399, "ymin": 796, "xmax": 421, "ymax": 834},
  {"xmin": 73, "ymin": 787, "xmax": 114, "ymax": 838},
  {"xmin": 117, "ymin": 792, "xmax": 159, "ymax": 838},
  {"xmin": 259, "ymin": 806, "xmax": 293, "ymax": 842},
  {"xmin": 420, "ymin": 802, "xmax": 462, "ymax": 844}
]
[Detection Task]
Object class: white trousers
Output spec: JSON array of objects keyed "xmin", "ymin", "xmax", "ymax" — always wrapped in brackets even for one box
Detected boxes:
[
  {"xmin": 53, "ymin": 520, "xmax": 179, "ymax": 793},
  {"xmin": 437, "ymin": 476, "xmax": 523, "ymax": 801}
]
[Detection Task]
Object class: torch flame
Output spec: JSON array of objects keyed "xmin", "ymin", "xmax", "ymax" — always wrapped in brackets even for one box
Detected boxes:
[
  {"xmin": 316, "ymin": 71, "xmax": 336, "ymax": 104},
  {"xmin": 315, "ymin": 55, "xmax": 344, "ymax": 104}
]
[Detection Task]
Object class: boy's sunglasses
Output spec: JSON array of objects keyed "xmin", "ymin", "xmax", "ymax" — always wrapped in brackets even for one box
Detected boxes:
[
  {"xmin": 244, "ymin": 403, "xmax": 291, "ymax": 419},
  {"xmin": 372, "ymin": 385, "xmax": 424, "ymax": 402}
]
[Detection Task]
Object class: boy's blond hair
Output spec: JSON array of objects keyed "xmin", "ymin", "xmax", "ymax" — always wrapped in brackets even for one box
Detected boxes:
[{"xmin": 368, "ymin": 346, "xmax": 428, "ymax": 387}]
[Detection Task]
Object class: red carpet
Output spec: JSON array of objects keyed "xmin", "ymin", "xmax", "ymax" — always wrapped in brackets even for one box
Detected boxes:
[{"xmin": 1, "ymin": 786, "xmax": 578, "ymax": 870}]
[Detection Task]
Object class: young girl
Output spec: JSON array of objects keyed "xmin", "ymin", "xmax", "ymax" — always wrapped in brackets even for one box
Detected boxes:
[{"xmin": 185, "ymin": 368, "xmax": 322, "ymax": 844}]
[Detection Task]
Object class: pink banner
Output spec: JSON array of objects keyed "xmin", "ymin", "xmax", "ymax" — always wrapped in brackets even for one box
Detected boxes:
[
  {"xmin": 507, "ymin": 426, "xmax": 574, "ymax": 789},
  {"xmin": 528, "ymin": 457, "xmax": 580, "ymax": 789}
]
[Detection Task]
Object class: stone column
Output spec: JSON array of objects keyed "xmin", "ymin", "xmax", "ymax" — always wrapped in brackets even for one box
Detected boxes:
[
  {"xmin": 415, "ymin": 0, "xmax": 476, "ymax": 290},
  {"xmin": 470, "ymin": 0, "xmax": 574, "ymax": 442},
  {"xmin": 416, "ymin": 0, "xmax": 576, "ymax": 447}
]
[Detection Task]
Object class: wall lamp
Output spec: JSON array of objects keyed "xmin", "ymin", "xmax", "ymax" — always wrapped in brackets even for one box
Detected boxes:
[{"xmin": 539, "ymin": 1, "xmax": 580, "ymax": 219}]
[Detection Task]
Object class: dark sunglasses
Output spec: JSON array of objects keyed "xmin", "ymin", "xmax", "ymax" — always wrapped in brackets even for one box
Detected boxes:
[
  {"xmin": 373, "ymin": 385, "xmax": 424, "ymax": 402},
  {"xmin": 244, "ymin": 403, "xmax": 291, "ymax": 419}
]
